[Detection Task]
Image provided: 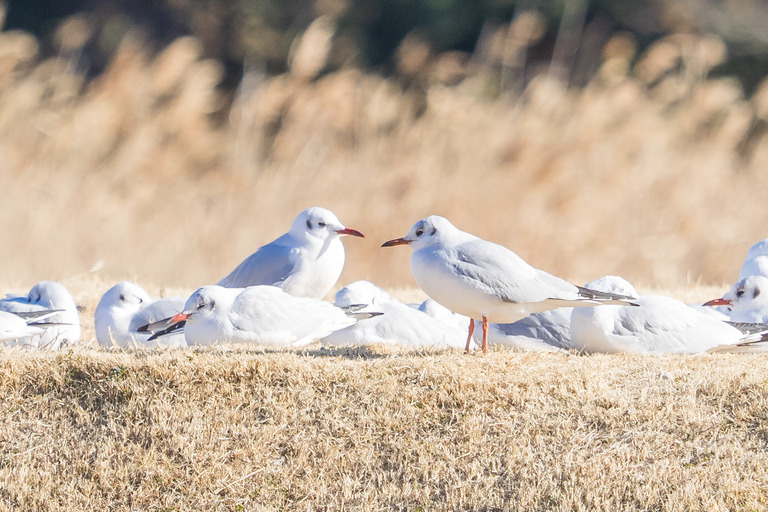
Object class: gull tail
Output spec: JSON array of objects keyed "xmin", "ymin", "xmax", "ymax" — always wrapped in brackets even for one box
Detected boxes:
[
  {"xmin": 576, "ymin": 286, "xmax": 639, "ymax": 306},
  {"xmin": 147, "ymin": 321, "xmax": 186, "ymax": 342},
  {"xmin": 138, "ymin": 316, "xmax": 175, "ymax": 334},
  {"xmin": 340, "ymin": 304, "xmax": 384, "ymax": 321},
  {"xmin": 14, "ymin": 309, "xmax": 66, "ymax": 323},
  {"xmin": 708, "ymin": 322, "xmax": 768, "ymax": 353}
]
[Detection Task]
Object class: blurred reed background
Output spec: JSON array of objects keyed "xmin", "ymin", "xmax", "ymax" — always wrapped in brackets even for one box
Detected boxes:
[{"xmin": 1, "ymin": 0, "xmax": 768, "ymax": 293}]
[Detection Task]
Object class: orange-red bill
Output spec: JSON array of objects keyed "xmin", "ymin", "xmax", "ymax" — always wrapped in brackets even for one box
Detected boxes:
[
  {"xmin": 171, "ymin": 312, "xmax": 191, "ymax": 323},
  {"xmin": 335, "ymin": 228, "xmax": 364, "ymax": 238},
  {"xmin": 381, "ymin": 237, "xmax": 411, "ymax": 247},
  {"xmin": 702, "ymin": 298, "xmax": 732, "ymax": 307}
]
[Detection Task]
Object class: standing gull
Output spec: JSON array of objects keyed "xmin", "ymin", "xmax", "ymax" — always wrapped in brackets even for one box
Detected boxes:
[
  {"xmin": 218, "ymin": 207, "xmax": 364, "ymax": 298},
  {"xmin": 382, "ymin": 215, "xmax": 635, "ymax": 354}
]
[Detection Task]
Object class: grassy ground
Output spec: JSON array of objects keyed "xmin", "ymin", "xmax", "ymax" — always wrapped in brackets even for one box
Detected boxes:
[{"xmin": 2, "ymin": 345, "xmax": 768, "ymax": 511}]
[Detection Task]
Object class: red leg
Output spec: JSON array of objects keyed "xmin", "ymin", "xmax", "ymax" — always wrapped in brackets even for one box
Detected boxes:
[
  {"xmin": 482, "ymin": 316, "xmax": 488, "ymax": 354},
  {"xmin": 465, "ymin": 317, "xmax": 475, "ymax": 354}
]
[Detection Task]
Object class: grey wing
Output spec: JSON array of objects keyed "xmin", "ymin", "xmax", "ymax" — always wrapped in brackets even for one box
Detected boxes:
[
  {"xmin": 218, "ymin": 239, "xmax": 297, "ymax": 288},
  {"xmin": 128, "ymin": 298, "xmax": 186, "ymax": 333},
  {"xmin": 495, "ymin": 309, "xmax": 573, "ymax": 347},
  {"xmin": 0, "ymin": 297, "xmax": 41, "ymax": 314},
  {"xmin": 453, "ymin": 241, "xmax": 579, "ymax": 303}
]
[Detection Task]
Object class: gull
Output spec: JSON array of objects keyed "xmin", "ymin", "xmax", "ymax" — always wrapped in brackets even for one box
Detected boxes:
[
  {"xmin": 144, "ymin": 285, "xmax": 357, "ymax": 346},
  {"xmin": 703, "ymin": 275, "xmax": 768, "ymax": 323},
  {"xmin": 475, "ymin": 275, "xmax": 639, "ymax": 352},
  {"xmin": 570, "ymin": 288, "xmax": 768, "ymax": 354},
  {"xmin": 0, "ymin": 281, "xmax": 80, "ymax": 350},
  {"xmin": 738, "ymin": 238, "xmax": 768, "ymax": 280},
  {"xmin": 94, "ymin": 282, "xmax": 187, "ymax": 348},
  {"xmin": 382, "ymin": 215, "xmax": 636, "ymax": 354},
  {"xmin": 321, "ymin": 280, "xmax": 471, "ymax": 349},
  {"xmin": 218, "ymin": 207, "xmax": 364, "ymax": 298}
]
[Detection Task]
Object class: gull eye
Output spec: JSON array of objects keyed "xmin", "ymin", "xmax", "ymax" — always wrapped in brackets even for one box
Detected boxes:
[
  {"xmin": 119, "ymin": 294, "xmax": 126, "ymax": 301},
  {"xmin": 318, "ymin": 221, "xmax": 326, "ymax": 228},
  {"xmin": 736, "ymin": 289, "xmax": 745, "ymax": 298},
  {"xmin": 415, "ymin": 229, "xmax": 424, "ymax": 237}
]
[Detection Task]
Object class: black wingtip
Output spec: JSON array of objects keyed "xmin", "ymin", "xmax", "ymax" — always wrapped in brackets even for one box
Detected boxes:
[
  {"xmin": 577, "ymin": 285, "xmax": 637, "ymax": 303},
  {"xmin": 147, "ymin": 320, "xmax": 186, "ymax": 341}
]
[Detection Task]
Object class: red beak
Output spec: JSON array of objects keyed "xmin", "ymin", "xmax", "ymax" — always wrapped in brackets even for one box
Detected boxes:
[
  {"xmin": 171, "ymin": 312, "xmax": 191, "ymax": 323},
  {"xmin": 335, "ymin": 228, "xmax": 364, "ymax": 238},
  {"xmin": 381, "ymin": 237, "xmax": 411, "ymax": 247},
  {"xmin": 702, "ymin": 298, "xmax": 732, "ymax": 307}
]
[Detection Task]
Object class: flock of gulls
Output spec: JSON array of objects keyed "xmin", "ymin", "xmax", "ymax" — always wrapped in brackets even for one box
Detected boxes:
[{"xmin": 3, "ymin": 206, "xmax": 768, "ymax": 354}]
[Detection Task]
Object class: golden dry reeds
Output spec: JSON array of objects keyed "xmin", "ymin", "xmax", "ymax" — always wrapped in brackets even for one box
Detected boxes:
[{"xmin": 1, "ymin": 21, "xmax": 767, "ymax": 294}]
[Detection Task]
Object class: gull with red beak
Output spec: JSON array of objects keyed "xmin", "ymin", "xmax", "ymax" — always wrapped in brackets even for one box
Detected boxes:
[
  {"xmin": 143, "ymin": 285, "xmax": 357, "ymax": 346},
  {"xmin": 382, "ymin": 215, "xmax": 637, "ymax": 354},
  {"xmin": 218, "ymin": 207, "xmax": 364, "ymax": 298},
  {"xmin": 703, "ymin": 275, "xmax": 768, "ymax": 323}
]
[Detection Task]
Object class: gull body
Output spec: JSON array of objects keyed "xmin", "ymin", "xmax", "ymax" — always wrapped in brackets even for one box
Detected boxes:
[
  {"xmin": 321, "ymin": 280, "xmax": 471, "ymax": 348},
  {"xmin": 738, "ymin": 238, "xmax": 768, "ymax": 280},
  {"xmin": 218, "ymin": 207, "xmax": 364, "ymax": 298},
  {"xmin": 382, "ymin": 215, "xmax": 635, "ymax": 353},
  {"xmin": 94, "ymin": 282, "xmax": 187, "ymax": 348},
  {"xmin": 0, "ymin": 281, "xmax": 80, "ymax": 350},
  {"xmin": 163, "ymin": 285, "xmax": 356, "ymax": 346},
  {"xmin": 570, "ymin": 293, "xmax": 763, "ymax": 354}
]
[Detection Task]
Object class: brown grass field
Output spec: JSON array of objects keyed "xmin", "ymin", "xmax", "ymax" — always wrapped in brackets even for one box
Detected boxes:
[
  {"xmin": 3, "ymin": 21, "xmax": 768, "ymax": 511},
  {"xmin": 3, "ymin": 341, "xmax": 768, "ymax": 511}
]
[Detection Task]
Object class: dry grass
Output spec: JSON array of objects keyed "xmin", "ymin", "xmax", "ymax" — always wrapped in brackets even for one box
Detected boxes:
[{"xmin": 3, "ymin": 345, "xmax": 768, "ymax": 511}]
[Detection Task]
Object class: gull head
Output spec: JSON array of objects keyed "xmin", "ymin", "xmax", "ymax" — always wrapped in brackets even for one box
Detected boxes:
[
  {"xmin": 27, "ymin": 281, "xmax": 75, "ymax": 309},
  {"xmin": 176, "ymin": 285, "xmax": 236, "ymax": 325},
  {"xmin": 177, "ymin": 287, "xmax": 218, "ymax": 324},
  {"xmin": 98, "ymin": 282, "xmax": 150, "ymax": 314},
  {"xmin": 730, "ymin": 275, "xmax": 768, "ymax": 308},
  {"xmin": 292, "ymin": 207, "xmax": 364, "ymax": 242},
  {"xmin": 382, "ymin": 215, "xmax": 454, "ymax": 250}
]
